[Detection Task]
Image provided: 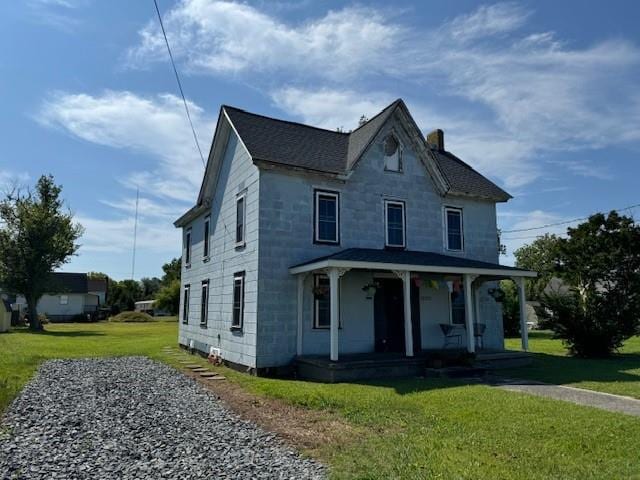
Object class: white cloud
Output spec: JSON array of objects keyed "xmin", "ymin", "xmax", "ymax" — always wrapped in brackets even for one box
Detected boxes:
[
  {"xmin": 0, "ymin": 170, "xmax": 30, "ymax": 193},
  {"xmin": 444, "ymin": 2, "xmax": 530, "ymax": 43},
  {"xmin": 38, "ymin": 90, "xmax": 213, "ymax": 202},
  {"xmin": 127, "ymin": 0, "xmax": 404, "ymax": 81},
  {"xmin": 37, "ymin": 90, "xmax": 213, "ymax": 258},
  {"xmin": 27, "ymin": 0, "xmax": 89, "ymax": 32}
]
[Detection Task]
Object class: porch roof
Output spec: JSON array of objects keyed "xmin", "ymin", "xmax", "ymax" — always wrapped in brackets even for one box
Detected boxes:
[{"xmin": 289, "ymin": 248, "xmax": 537, "ymax": 278}]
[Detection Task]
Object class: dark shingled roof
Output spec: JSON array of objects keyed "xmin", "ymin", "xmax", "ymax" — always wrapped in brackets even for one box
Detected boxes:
[
  {"xmin": 46, "ymin": 272, "xmax": 89, "ymax": 294},
  {"xmin": 224, "ymin": 100, "xmax": 511, "ymax": 202},
  {"xmin": 291, "ymin": 248, "xmax": 530, "ymax": 273},
  {"xmin": 432, "ymin": 150, "xmax": 511, "ymax": 202}
]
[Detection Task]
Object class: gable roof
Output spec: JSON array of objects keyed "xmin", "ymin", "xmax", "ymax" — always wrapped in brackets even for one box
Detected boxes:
[
  {"xmin": 46, "ymin": 272, "xmax": 89, "ymax": 294},
  {"xmin": 176, "ymin": 99, "xmax": 512, "ymax": 227}
]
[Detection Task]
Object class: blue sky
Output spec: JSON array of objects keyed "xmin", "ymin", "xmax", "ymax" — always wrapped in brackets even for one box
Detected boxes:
[{"xmin": 1, "ymin": 0, "xmax": 639, "ymax": 280}]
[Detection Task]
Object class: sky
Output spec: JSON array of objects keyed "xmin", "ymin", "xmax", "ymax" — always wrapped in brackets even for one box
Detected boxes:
[{"xmin": 1, "ymin": 0, "xmax": 639, "ymax": 280}]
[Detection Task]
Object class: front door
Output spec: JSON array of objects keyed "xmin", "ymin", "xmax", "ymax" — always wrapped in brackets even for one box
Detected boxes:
[{"xmin": 374, "ymin": 278, "xmax": 422, "ymax": 354}]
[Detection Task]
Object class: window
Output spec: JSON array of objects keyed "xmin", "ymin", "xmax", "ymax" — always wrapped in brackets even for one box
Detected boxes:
[
  {"xmin": 182, "ymin": 285, "xmax": 190, "ymax": 324},
  {"xmin": 232, "ymin": 272, "xmax": 245, "ymax": 330},
  {"xmin": 59, "ymin": 295, "xmax": 68, "ymax": 305},
  {"xmin": 314, "ymin": 190, "xmax": 339, "ymax": 244},
  {"xmin": 185, "ymin": 228, "xmax": 192, "ymax": 265},
  {"xmin": 383, "ymin": 134, "xmax": 402, "ymax": 172},
  {"xmin": 445, "ymin": 207, "xmax": 464, "ymax": 251},
  {"xmin": 203, "ymin": 215, "xmax": 210, "ymax": 259},
  {"xmin": 384, "ymin": 200, "xmax": 405, "ymax": 248},
  {"xmin": 200, "ymin": 280, "xmax": 209, "ymax": 326},
  {"xmin": 450, "ymin": 283, "xmax": 466, "ymax": 325},
  {"xmin": 235, "ymin": 194, "xmax": 246, "ymax": 246},
  {"xmin": 314, "ymin": 275, "xmax": 331, "ymax": 328}
]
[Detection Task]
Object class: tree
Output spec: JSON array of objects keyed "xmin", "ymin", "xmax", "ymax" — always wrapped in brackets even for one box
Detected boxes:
[
  {"xmin": 542, "ymin": 212, "xmax": 640, "ymax": 357},
  {"xmin": 499, "ymin": 280, "xmax": 521, "ymax": 337},
  {"xmin": 0, "ymin": 175, "xmax": 83, "ymax": 330},
  {"xmin": 514, "ymin": 234, "xmax": 562, "ymax": 300},
  {"xmin": 155, "ymin": 279, "xmax": 180, "ymax": 315},
  {"xmin": 107, "ymin": 279, "xmax": 143, "ymax": 313},
  {"xmin": 140, "ymin": 277, "xmax": 161, "ymax": 299},
  {"xmin": 161, "ymin": 257, "xmax": 181, "ymax": 285}
]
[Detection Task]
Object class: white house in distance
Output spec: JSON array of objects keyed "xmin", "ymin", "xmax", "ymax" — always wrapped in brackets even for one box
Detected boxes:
[
  {"xmin": 14, "ymin": 272, "xmax": 105, "ymax": 322},
  {"xmin": 174, "ymin": 99, "xmax": 536, "ymax": 381}
]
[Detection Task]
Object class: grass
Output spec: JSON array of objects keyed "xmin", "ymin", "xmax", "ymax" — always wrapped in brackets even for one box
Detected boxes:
[
  {"xmin": 505, "ymin": 331, "xmax": 640, "ymax": 399},
  {"xmin": 2, "ymin": 321, "xmax": 640, "ymax": 479}
]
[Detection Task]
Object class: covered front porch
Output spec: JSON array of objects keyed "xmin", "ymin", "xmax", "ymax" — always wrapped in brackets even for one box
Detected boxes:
[{"xmin": 289, "ymin": 248, "xmax": 536, "ymax": 380}]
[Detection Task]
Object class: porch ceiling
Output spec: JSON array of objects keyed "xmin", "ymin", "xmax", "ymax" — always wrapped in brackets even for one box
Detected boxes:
[{"xmin": 289, "ymin": 247, "xmax": 537, "ymax": 278}]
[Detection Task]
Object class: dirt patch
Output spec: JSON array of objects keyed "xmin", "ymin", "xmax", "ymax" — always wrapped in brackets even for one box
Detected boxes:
[{"xmin": 180, "ymin": 368, "xmax": 358, "ymax": 455}]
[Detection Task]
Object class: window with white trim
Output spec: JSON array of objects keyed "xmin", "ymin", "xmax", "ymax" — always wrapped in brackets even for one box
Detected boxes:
[
  {"xmin": 203, "ymin": 215, "xmax": 210, "ymax": 259},
  {"xmin": 445, "ymin": 207, "xmax": 464, "ymax": 251},
  {"xmin": 182, "ymin": 285, "xmax": 190, "ymax": 324},
  {"xmin": 314, "ymin": 190, "xmax": 339, "ymax": 244},
  {"xmin": 383, "ymin": 134, "xmax": 402, "ymax": 172},
  {"xmin": 232, "ymin": 272, "xmax": 245, "ymax": 330},
  {"xmin": 200, "ymin": 280, "xmax": 209, "ymax": 327},
  {"xmin": 384, "ymin": 200, "xmax": 405, "ymax": 248},
  {"xmin": 236, "ymin": 194, "xmax": 246, "ymax": 246},
  {"xmin": 184, "ymin": 228, "xmax": 192, "ymax": 265},
  {"xmin": 59, "ymin": 295, "xmax": 68, "ymax": 305}
]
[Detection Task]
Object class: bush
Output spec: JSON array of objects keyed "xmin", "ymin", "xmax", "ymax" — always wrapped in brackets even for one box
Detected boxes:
[
  {"xmin": 542, "ymin": 290, "xmax": 638, "ymax": 357},
  {"xmin": 109, "ymin": 311, "xmax": 156, "ymax": 323}
]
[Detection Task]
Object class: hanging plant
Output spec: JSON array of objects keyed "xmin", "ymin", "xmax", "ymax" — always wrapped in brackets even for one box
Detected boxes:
[
  {"xmin": 488, "ymin": 287, "xmax": 506, "ymax": 302},
  {"xmin": 362, "ymin": 283, "xmax": 378, "ymax": 299}
]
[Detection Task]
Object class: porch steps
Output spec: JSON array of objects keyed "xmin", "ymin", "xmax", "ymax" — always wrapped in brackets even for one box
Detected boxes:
[
  {"xmin": 474, "ymin": 351, "xmax": 532, "ymax": 369},
  {"xmin": 425, "ymin": 366, "xmax": 487, "ymax": 379}
]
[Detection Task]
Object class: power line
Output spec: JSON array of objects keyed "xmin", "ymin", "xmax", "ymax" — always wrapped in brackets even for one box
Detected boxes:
[
  {"xmin": 500, "ymin": 202, "xmax": 640, "ymax": 234},
  {"xmin": 153, "ymin": 0, "xmax": 206, "ymax": 168}
]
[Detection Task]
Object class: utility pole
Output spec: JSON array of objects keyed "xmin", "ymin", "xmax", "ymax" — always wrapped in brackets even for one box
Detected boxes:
[{"xmin": 131, "ymin": 187, "xmax": 139, "ymax": 280}]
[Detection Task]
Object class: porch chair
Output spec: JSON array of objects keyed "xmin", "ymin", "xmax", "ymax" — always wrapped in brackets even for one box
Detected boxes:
[{"xmin": 439, "ymin": 323, "xmax": 462, "ymax": 349}]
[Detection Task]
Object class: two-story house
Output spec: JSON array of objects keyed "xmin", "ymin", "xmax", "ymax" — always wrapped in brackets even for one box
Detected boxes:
[{"xmin": 174, "ymin": 99, "xmax": 535, "ymax": 380}]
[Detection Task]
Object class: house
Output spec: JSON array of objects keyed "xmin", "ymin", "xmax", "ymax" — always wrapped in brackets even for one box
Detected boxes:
[
  {"xmin": 14, "ymin": 272, "xmax": 102, "ymax": 322},
  {"xmin": 134, "ymin": 300, "xmax": 171, "ymax": 317},
  {"xmin": 174, "ymin": 99, "xmax": 536, "ymax": 379}
]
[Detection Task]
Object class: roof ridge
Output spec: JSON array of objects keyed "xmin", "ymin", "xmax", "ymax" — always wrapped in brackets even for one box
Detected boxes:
[
  {"xmin": 223, "ymin": 105, "xmax": 349, "ymax": 136},
  {"xmin": 348, "ymin": 98, "xmax": 402, "ymax": 135}
]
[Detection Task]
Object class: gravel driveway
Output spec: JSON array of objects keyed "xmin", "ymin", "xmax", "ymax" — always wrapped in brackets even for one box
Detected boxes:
[{"xmin": 0, "ymin": 357, "xmax": 325, "ymax": 479}]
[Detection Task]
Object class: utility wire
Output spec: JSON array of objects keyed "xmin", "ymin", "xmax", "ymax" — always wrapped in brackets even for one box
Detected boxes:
[
  {"xmin": 500, "ymin": 202, "xmax": 640, "ymax": 234},
  {"xmin": 153, "ymin": 0, "xmax": 206, "ymax": 168}
]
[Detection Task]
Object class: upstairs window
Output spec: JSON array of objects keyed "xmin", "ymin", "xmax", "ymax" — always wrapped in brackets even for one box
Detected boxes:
[
  {"xmin": 384, "ymin": 200, "xmax": 405, "ymax": 248},
  {"xmin": 383, "ymin": 134, "xmax": 402, "ymax": 172},
  {"xmin": 203, "ymin": 215, "xmax": 210, "ymax": 259},
  {"xmin": 236, "ymin": 193, "xmax": 246, "ymax": 247},
  {"xmin": 182, "ymin": 285, "xmax": 190, "ymax": 324},
  {"xmin": 232, "ymin": 272, "xmax": 245, "ymax": 330},
  {"xmin": 314, "ymin": 190, "xmax": 339, "ymax": 244},
  {"xmin": 200, "ymin": 280, "xmax": 209, "ymax": 327},
  {"xmin": 185, "ymin": 228, "xmax": 192, "ymax": 265},
  {"xmin": 445, "ymin": 207, "xmax": 464, "ymax": 251}
]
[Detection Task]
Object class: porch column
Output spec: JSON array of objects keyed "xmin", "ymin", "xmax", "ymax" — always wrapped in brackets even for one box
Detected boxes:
[
  {"xmin": 513, "ymin": 276, "xmax": 529, "ymax": 351},
  {"xmin": 329, "ymin": 267, "xmax": 340, "ymax": 362},
  {"xmin": 402, "ymin": 270, "xmax": 414, "ymax": 357},
  {"xmin": 463, "ymin": 274, "xmax": 476, "ymax": 353},
  {"xmin": 296, "ymin": 274, "xmax": 305, "ymax": 356}
]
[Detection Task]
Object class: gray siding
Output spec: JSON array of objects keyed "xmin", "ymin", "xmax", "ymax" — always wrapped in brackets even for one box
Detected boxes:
[
  {"xmin": 179, "ymin": 131, "xmax": 260, "ymax": 368},
  {"xmin": 257, "ymin": 115, "xmax": 504, "ymax": 367}
]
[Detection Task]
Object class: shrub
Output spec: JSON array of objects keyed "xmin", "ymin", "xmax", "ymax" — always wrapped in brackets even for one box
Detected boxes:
[
  {"xmin": 542, "ymin": 290, "xmax": 638, "ymax": 357},
  {"xmin": 109, "ymin": 311, "xmax": 156, "ymax": 323},
  {"xmin": 498, "ymin": 280, "xmax": 520, "ymax": 337}
]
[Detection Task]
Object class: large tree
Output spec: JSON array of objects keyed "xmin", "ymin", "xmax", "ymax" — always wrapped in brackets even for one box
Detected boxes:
[
  {"xmin": 0, "ymin": 175, "xmax": 83, "ymax": 330},
  {"xmin": 514, "ymin": 233, "xmax": 562, "ymax": 300},
  {"xmin": 161, "ymin": 257, "xmax": 181, "ymax": 285},
  {"xmin": 543, "ymin": 212, "xmax": 640, "ymax": 356}
]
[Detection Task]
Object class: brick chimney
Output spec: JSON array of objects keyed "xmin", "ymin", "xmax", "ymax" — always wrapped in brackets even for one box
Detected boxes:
[{"xmin": 426, "ymin": 129, "xmax": 444, "ymax": 151}]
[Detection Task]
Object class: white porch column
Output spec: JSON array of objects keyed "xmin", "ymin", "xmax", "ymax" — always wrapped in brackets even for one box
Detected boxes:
[
  {"xmin": 296, "ymin": 274, "xmax": 305, "ymax": 356},
  {"xmin": 328, "ymin": 267, "xmax": 340, "ymax": 362},
  {"xmin": 402, "ymin": 271, "xmax": 414, "ymax": 357},
  {"xmin": 463, "ymin": 274, "xmax": 476, "ymax": 353},
  {"xmin": 514, "ymin": 276, "xmax": 529, "ymax": 351}
]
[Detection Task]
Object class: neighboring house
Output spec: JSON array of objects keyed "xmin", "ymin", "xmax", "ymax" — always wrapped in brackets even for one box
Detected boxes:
[
  {"xmin": 88, "ymin": 277, "xmax": 108, "ymax": 305},
  {"xmin": 174, "ymin": 99, "xmax": 535, "ymax": 376},
  {"xmin": 134, "ymin": 300, "xmax": 170, "ymax": 317},
  {"xmin": 15, "ymin": 272, "xmax": 101, "ymax": 322}
]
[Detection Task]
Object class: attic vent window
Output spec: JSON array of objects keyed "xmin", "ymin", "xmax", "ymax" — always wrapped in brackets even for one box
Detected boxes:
[{"xmin": 383, "ymin": 134, "xmax": 402, "ymax": 172}]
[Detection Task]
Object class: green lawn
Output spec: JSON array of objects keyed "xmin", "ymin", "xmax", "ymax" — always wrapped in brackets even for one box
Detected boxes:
[
  {"xmin": 505, "ymin": 331, "xmax": 640, "ymax": 399},
  {"xmin": 2, "ymin": 322, "xmax": 640, "ymax": 479}
]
